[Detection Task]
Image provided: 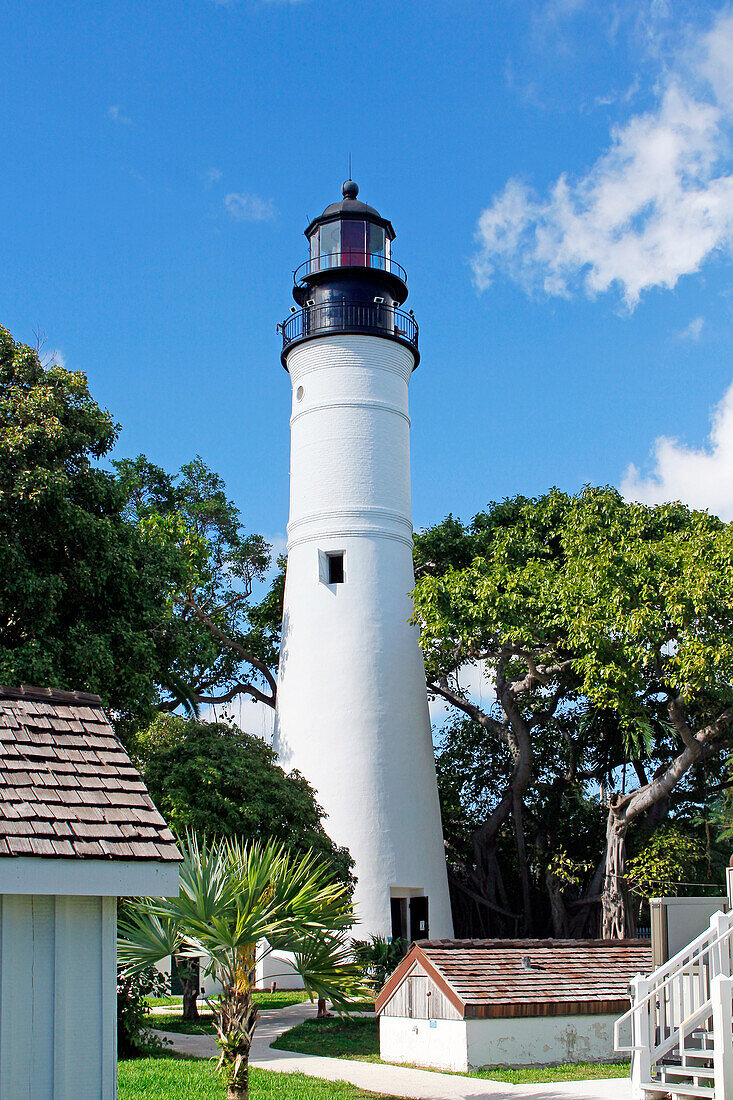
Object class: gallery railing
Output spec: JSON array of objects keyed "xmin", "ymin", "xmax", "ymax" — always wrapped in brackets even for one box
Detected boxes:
[
  {"xmin": 279, "ymin": 301, "xmax": 418, "ymax": 353},
  {"xmin": 293, "ymin": 252, "xmax": 408, "ymax": 286}
]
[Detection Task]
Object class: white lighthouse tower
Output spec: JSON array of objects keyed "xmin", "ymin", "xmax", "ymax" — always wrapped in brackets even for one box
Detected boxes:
[{"xmin": 274, "ymin": 181, "xmax": 453, "ymax": 942}]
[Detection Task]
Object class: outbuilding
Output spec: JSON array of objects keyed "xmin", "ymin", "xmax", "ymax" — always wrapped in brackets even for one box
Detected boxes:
[
  {"xmin": 0, "ymin": 685, "xmax": 181, "ymax": 1100},
  {"xmin": 376, "ymin": 938, "xmax": 652, "ymax": 1072}
]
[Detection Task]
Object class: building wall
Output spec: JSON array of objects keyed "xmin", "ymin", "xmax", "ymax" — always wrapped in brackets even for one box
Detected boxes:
[
  {"xmin": 380, "ymin": 1015, "xmax": 469, "ymax": 1072},
  {"xmin": 157, "ymin": 943, "xmax": 306, "ymax": 997},
  {"xmin": 380, "ymin": 962, "xmax": 461, "ymax": 1020},
  {"xmin": 274, "ymin": 334, "xmax": 453, "ymax": 941},
  {"xmin": 380, "ymin": 1012, "xmax": 624, "ymax": 1071},
  {"xmin": 465, "ymin": 1014, "xmax": 624, "ymax": 1068},
  {"xmin": 0, "ymin": 894, "xmax": 116, "ymax": 1100}
]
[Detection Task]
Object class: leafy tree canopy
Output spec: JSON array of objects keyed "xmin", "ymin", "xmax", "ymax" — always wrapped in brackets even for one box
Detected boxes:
[
  {"xmin": 116, "ymin": 454, "xmax": 283, "ymax": 716},
  {"xmin": 0, "ymin": 327, "xmax": 192, "ymax": 720},
  {"xmin": 413, "ymin": 487, "xmax": 733, "ymax": 937},
  {"xmin": 134, "ymin": 714, "xmax": 354, "ymax": 889}
]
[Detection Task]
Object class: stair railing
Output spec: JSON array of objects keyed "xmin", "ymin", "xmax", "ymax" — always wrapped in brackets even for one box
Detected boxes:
[{"xmin": 615, "ymin": 909, "xmax": 733, "ymax": 1099}]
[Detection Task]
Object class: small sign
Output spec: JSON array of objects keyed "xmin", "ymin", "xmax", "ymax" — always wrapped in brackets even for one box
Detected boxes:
[{"xmin": 429, "ymin": 1019, "xmax": 437, "ymax": 1029}]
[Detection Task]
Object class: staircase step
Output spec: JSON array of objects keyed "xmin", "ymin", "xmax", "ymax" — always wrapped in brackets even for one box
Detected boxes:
[
  {"xmin": 642, "ymin": 1085, "xmax": 714, "ymax": 1099},
  {"xmin": 664, "ymin": 1068, "xmax": 715, "ymax": 1083}
]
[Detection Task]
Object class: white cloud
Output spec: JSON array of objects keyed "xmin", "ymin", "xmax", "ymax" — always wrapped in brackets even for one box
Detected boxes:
[
  {"xmin": 223, "ymin": 192, "xmax": 276, "ymax": 222},
  {"xmin": 473, "ymin": 9, "xmax": 733, "ymax": 309},
  {"xmin": 676, "ymin": 315, "xmax": 705, "ymax": 340},
  {"xmin": 107, "ymin": 105, "xmax": 132, "ymax": 125},
  {"xmin": 621, "ymin": 377, "xmax": 733, "ymax": 519},
  {"xmin": 203, "ymin": 167, "xmax": 223, "ymax": 187}
]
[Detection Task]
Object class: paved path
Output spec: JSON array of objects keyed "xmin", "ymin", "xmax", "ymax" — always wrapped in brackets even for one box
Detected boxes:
[{"xmin": 156, "ymin": 1002, "xmax": 631, "ymax": 1100}]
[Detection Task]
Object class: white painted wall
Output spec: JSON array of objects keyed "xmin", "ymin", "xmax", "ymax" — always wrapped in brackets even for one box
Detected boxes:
[
  {"xmin": 274, "ymin": 334, "xmax": 453, "ymax": 941},
  {"xmin": 380, "ymin": 1015, "xmax": 469, "ymax": 1071},
  {"xmin": 465, "ymin": 1014, "xmax": 624, "ymax": 1068},
  {"xmin": 158, "ymin": 942, "xmax": 306, "ymax": 998},
  {"xmin": 256, "ymin": 947, "xmax": 305, "ymax": 990},
  {"xmin": 0, "ymin": 894, "xmax": 117, "ymax": 1100},
  {"xmin": 380, "ymin": 1012, "xmax": 624, "ymax": 1071}
]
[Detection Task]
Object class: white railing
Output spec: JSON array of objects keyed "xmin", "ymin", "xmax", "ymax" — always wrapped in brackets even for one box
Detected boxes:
[{"xmin": 615, "ymin": 910, "xmax": 733, "ymax": 1098}]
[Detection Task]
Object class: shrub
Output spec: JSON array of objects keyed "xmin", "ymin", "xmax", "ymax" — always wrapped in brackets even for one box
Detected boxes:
[
  {"xmin": 117, "ymin": 964, "xmax": 169, "ymax": 1057},
  {"xmin": 352, "ymin": 935, "xmax": 409, "ymax": 991}
]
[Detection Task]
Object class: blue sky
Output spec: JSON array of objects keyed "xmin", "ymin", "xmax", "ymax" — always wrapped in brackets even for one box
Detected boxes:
[{"xmin": 4, "ymin": 0, "xmax": 733, "ymax": 552}]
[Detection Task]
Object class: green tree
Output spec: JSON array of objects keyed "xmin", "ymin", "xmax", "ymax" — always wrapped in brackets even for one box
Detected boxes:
[
  {"xmin": 115, "ymin": 455, "xmax": 282, "ymax": 715},
  {"xmin": 412, "ymin": 488, "xmax": 733, "ymax": 938},
  {"xmin": 118, "ymin": 835, "xmax": 368, "ymax": 1100},
  {"xmin": 0, "ymin": 327, "xmax": 191, "ymax": 720},
  {"xmin": 134, "ymin": 714, "xmax": 353, "ymax": 890}
]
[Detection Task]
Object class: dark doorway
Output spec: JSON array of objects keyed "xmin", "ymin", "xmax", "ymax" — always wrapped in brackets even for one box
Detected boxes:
[
  {"xmin": 171, "ymin": 955, "xmax": 200, "ymax": 995},
  {"xmin": 410, "ymin": 896, "xmax": 429, "ymax": 941},
  {"xmin": 391, "ymin": 897, "xmax": 408, "ymax": 941}
]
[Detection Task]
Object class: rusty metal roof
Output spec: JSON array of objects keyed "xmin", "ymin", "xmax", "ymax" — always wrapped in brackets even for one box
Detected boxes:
[
  {"xmin": 0, "ymin": 686, "xmax": 181, "ymax": 862},
  {"xmin": 376, "ymin": 938, "xmax": 653, "ymax": 1019}
]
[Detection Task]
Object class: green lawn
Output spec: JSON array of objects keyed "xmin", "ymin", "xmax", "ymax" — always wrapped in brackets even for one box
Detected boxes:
[
  {"xmin": 148, "ymin": 990, "xmax": 311, "ymax": 1014},
  {"xmin": 271, "ymin": 1018, "xmax": 631, "ymax": 1084},
  {"xmin": 151, "ymin": 1011, "xmax": 215, "ymax": 1036},
  {"xmin": 272, "ymin": 1018, "xmax": 376, "ymax": 1061},
  {"xmin": 118, "ymin": 1059, "xmax": 397, "ymax": 1099},
  {"xmin": 150, "ymin": 994, "xmax": 372, "ymax": 1034}
]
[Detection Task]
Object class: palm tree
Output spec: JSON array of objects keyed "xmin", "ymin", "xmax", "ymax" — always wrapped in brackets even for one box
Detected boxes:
[{"xmin": 118, "ymin": 834, "xmax": 368, "ymax": 1100}]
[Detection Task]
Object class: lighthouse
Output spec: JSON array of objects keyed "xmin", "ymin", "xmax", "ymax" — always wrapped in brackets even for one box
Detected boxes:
[{"xmin": 274, "ymin": 181, "xmax": 453, "ymax": 943}]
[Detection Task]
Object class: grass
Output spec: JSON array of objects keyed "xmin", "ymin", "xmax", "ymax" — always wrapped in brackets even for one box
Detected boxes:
[
  {"xmin": 271, "ymin": 1018, "xmax": 631, "ymax": 1084},
  {"xmin": 148, "ymin": 990, "xmax": 310, "ymax": 1017},
  {"xmin": 272, "ymin": 1018, "xmax": 377, "ymax": 1061},
  {"xmin": 118, "ymin": 1058, "xmax": 398, "ymax": 1099},
  {"xmin": 151, "ymin": 1011, "xmax": 215, "ymax": 1035},
  {"xmin": 467, "ymin": 1062, "xmax": 631, "ymax": 1083}
]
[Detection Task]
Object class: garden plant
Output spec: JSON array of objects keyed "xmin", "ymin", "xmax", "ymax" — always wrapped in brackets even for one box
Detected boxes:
[{"xmin": 118, "ymin": 834, "xmax": 368, "ymax": 1100}]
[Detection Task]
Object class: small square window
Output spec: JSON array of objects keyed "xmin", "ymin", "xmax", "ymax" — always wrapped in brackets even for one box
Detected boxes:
[{"xmin": 328, "ymin": 552, "xmax": 344, "ymax": 585}]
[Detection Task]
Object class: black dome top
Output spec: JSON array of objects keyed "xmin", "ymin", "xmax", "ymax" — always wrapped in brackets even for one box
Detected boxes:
[{"xmin": 305, "ymin": 180, "xmax": 394, "ymax": 239}]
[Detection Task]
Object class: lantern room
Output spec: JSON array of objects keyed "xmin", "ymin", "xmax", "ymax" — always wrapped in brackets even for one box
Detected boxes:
[
  {"xmin": 306, "ymin": 180, "xmax": 393, "ymax": 274},
  {"xmin": 280, "ymin": 180, "xmax": 418, "ymax": 366}
]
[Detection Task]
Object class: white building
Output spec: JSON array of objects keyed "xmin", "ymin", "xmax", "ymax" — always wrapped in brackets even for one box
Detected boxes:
[
  {"xmin": 0, "ymin": 685, "xmax": 181, "ymax": 1100},
  {"xmin": 377, "ymin": 937, "xmax": 651, "ymax": 1072},
  {"xmin": 273, "ymin": 181, "xmax": 453, "ymax": 942},
  {"xmin": 616, "ymin": 869, "xmax": 733, "ymax": 1100}
]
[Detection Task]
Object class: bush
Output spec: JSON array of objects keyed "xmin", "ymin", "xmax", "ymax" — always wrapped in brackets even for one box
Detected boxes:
[
  {"xmin": 351, "ymin": 935, "xmax": 409, "ymax": 991},
  {"xmin": 117, "ymin": 965, "xmax": 169, "ymax": 1057}
]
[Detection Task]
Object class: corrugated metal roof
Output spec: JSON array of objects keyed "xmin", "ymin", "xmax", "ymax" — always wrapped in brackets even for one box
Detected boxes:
[{"xmin": 0, "ymin": 686, "xmax": 181, "ymax": 862}]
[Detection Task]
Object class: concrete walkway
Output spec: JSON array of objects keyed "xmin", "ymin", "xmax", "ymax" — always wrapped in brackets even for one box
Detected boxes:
[{"xmin": 156, "ymin": 1002, "xmax": 631, "ymax": 1100}]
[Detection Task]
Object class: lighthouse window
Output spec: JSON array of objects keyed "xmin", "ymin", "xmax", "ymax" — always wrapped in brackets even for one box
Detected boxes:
[
  {"xmin": 368, "ymin": 224, "xmax": 386, "ymax": 268},
  {"xmin": 327, "ymin": 552, "xmax": 344, "ymax": 585},
  {"xmin": 341, "ymin": 220, "xmax": 366, "ymax": 266},
  {"xmin": 319, "ymin": 221, "xmax": 340, "ymax": 268}
]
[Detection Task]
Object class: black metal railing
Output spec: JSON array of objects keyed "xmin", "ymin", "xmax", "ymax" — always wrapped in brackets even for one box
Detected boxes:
[
  {"xmin": 279, "ymin": 301, "xmax": 418, "ymax": 353},
  {"xmin": 293, "ymin": 252, "xmax": 408, "ymax": 286}
]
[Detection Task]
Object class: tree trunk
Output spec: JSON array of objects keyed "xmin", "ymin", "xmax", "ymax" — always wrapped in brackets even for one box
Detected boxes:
[
  {"xmin": 182, "ymin": 977, "xmax": 200, "ymax": 1020},
  {"xmin": 513, "ymin": 792, "xmax": 533, "ymax": 935},
  {"xmin": 227, "ymin": 1075, "xmax": 248, "ymax": 1100},
  {"xmin": 546, "ymin": 869, "xmax": 569, "ymax": 938},
  {"xmin": 602, "ymin": 806, "xmax": 635, "ymax": 939},
  {"xmin": 173, "ymin": 955, "xmax": 200, "ymax": 1020}
]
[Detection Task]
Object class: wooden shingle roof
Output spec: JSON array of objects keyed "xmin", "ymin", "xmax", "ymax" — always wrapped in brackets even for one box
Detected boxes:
[
  {"xmin": 376, "ymin": 938, "xmax": 653, "ymax": 1019},
  {"xmin": 0, "ymin": 685, "xmax": 180, "ymax": 862}
]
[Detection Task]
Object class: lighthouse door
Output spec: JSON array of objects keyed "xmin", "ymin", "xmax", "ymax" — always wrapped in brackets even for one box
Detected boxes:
[{"xmin": 409, "ymin": 896, "xmax": 429, "ymax": 941}]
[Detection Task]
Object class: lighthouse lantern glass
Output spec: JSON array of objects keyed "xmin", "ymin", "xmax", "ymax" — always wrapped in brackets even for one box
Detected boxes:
[
  {"xmin": 341, "ymin": 220, "xmax": 366, "ymax": 266},
  {"xmin": 308, "ymin": 219, "xmax": 390, "ymax": 273}
]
